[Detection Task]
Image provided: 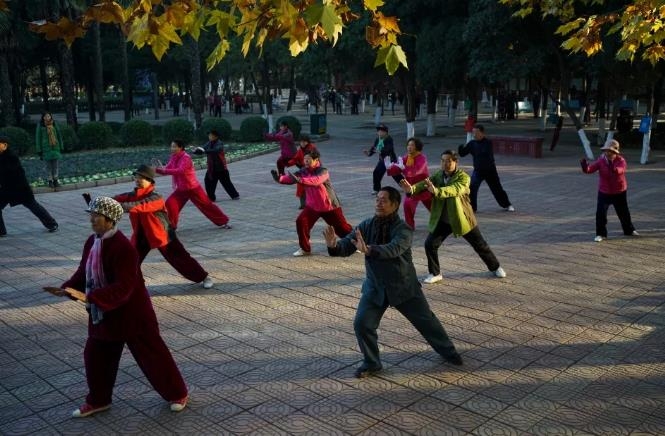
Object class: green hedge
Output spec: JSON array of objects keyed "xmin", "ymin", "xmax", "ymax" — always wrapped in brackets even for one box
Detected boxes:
[
  {"xmin": 240, "ymin": 116, "xmax": 269, "ymax": 142},
  {"xmin": 78, "ymin": 121, "xmax": 114, "ymax": 150},
  {"xmin": 60, "ymin": 124, "xmax": 81, "ymax": 152},
  {"xmin": 120, "ymin": 119, "xmax": 153, "ymax": 147},
  {"xmin": 162, "ymin": 119, "xmax": 194, "ymax": 144},
  {"xmin": 276, "ymin": 115, "xmax": 302, "ymax": 139},
  {"xmin": 0, "ymin": 126, "xmax": 31, "ymax": 156},
  {"xmin": 197, "ymin": 118, "xmax": 232, "ymax": 142}
]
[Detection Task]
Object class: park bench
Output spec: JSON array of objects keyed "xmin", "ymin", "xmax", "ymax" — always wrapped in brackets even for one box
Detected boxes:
[{"xmin": 491, "ymin": 135, "xmax": 544, "ymax": 158}]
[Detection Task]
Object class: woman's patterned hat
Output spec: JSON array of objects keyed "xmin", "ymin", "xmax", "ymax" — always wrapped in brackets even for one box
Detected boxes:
[{"xmin": 86, "ymin": 196, "xmax": 123, "ymax": 222}]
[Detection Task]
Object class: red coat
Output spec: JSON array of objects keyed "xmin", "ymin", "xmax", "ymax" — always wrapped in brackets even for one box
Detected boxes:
[
  {"xmin": 114, "ymin": 185, "xmax": 171, "ymax": 249},
  {"xmin": 287, "ymin": 143, "xmax": 317, "ymax": 168},
  {"xmin": 155, "ymin": 150, "xmax": 201, "ymax": 191},
  {"xmin": 62, "ymin": 231, "xmax": 159, "ymax": 341}
]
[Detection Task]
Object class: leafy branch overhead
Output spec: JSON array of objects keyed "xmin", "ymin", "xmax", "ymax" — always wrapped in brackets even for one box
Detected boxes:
[
  {"xmin": 499, "ymin": 0, "xmax": 665, "ymax": 66},
  {"xmin": 25, "ymin": 0, "xmax": 407, "ymax": 75}
]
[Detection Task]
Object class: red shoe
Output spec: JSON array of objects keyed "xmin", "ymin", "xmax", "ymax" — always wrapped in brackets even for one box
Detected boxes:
[
  {"xmin": 170, "ymin": 396, "xmax": 188, "ymax": 412},
  {"xmin": 72, "ymin": 402, "xmax": 111, "ymax": 418}
]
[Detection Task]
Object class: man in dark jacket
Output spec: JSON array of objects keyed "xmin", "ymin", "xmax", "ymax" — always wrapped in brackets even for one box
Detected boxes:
[
  {"xmin": 458, "ymin": 124, "xmax": 515, "ymax": 212},
  {"xmin": 364, "ymin": 123, "xmax": 396, "ymax": 195},
  {"xmin": 324, "ymin": 186, "xmax": 462, "ymax": 378},
  {"xmin": 0, "ymin": 135, "xmax": 58, "ymax": 236},
  {"xmin": 194, "ymin": 129, "xmax": 239, "ymax": 201}
]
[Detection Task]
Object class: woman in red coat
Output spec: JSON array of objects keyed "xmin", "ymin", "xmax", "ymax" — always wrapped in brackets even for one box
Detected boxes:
[{"xmin": 44, "ymin": 197, "xmax": 188, "ymax": 417}]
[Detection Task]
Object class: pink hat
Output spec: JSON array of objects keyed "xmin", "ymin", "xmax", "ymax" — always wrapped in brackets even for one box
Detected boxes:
[{"xmin": 600, "ymin": 140, "xmax": 621, "ymax": 154}]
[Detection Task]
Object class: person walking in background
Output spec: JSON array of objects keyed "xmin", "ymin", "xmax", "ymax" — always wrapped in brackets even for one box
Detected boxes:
[
  {"xmin": 386, "ymin": 137, "xmax": 432, "ymax": 229},
  {"xmin": 324, "ymin": 186, "xmax": 463, "ymax": 378},
  {"xmin": 286, "ymin": 135, "xmax": 317, "ymax": 209},
  {"xmin": 193, "ymin": 129, "xmax": 239, "ymax": 201},
  {"xmin": 458, "ymin": 124, "xmax": 515, "ymax": 212},
  {"xmin": 0, "ymin": 135, "xmax": 58, "ymax": 236},
  {"xmin": 265, "ymin": 120, "xmax": 296, "ymax": 176},
  {"xmin": 401, "ymin": 150, "xmax": 506, "ymax": 284},
  {"xmin": 43, "ymin": 197, "xmax": 188, "ymax": 418},
  {"xmin": 271, "ymin": 149, "xmax": 352, "ymax": 256},
  {"xmin": 109, "ymin": 165, "xmax": 214, "ymax": 289},
  {"xmin": 35, "ymin": 112, "xmax": 64, "ymax": 188},
  {"xmin": 155, "ymin": 139, "xmax": 232, "ymax": 230},
  {"xmin": 363, "ymin": 123, "xmax": 396, "ymax": 195},
  {"xmin": 581, "ymin": 139, "xmax": 638, "ymax": 242}
]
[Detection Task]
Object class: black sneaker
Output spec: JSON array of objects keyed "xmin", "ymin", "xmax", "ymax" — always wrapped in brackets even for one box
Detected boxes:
[
  {"xmin": 442, "ymin": 352, "xmax": 463, "ymax": 366},
  {"xmin": 48, "ymin": 225, "xmax": 59, "ymax": 233},
  {"xmin": 270, "ymin": 169, "xmax": 280, "ymax": 182},
  {"xmin": 354, "ymin": 366, "xmax": 382, "ymax": 378}
]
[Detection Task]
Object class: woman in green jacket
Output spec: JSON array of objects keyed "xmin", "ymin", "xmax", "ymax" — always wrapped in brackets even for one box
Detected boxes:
[
  {"xmin": 35, "ymin": 112, "xmax": 64, "ymax": 188},
  {"xmin": 401, "ymin": 150, "xmax": 506, "ymax": 283}
]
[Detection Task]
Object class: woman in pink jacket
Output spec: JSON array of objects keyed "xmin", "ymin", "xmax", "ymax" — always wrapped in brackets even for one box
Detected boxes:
[
  {"xmin": 386, "ymin": 137, "xmax": 432, "ymax": 229},
  {"xmin": 581, "ymin": 140, "xmax": 638, "ymax": 242},
  {"xmin": 273, "ymin": 149, "xmax": 352, "ymax": 256},
  {"xmin": 155, "ymin": 139, "xmax": 231, "ymax": 229}
]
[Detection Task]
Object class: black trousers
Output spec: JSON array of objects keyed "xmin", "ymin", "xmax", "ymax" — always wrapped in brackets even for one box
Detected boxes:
[
  {"xmin": 470, "ymin": 167, "xmax": 511, "ymax": 212},
  {"xmin": 596, "ymin": 191, "xmax": 635, "ymax": 237},
  {"xmin": 0, "ymin": 199, "xmax": 58, "ymax": 234},
  {"xmin": 425, "ymin": 223, "xmax": 499, "ymax": 276},
  {"xmin": 204, "ymin": 169, "xmax": 239, "ymax": 201}
]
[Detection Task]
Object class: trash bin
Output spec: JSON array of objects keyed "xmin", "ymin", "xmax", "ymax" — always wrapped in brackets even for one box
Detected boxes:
[
  {"xmin": 310, "ymin": 114, "xmax": 327, "ymax": 135},
  {"xmin": 617, "ymin": 107, "xmax": 634, "ymax": 133}
]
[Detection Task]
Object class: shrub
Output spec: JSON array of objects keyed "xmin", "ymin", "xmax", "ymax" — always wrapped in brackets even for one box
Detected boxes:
[
  {"xmin": 120, "ymin": 119, "xmax": 153, "ymax": 147},
  {"xmin": 106, "ymin": 121, "xmax": 124, "ymax": 134},
  {"xmin": 18, "ymin": 118, "xmax": 38, "ymax": 137},
  {"xmin": 197, "ymin": 118, "xmax": 232, "ymax": 142},
  {"xmin": 240, "ymin": 116, "xmax": 269, "ymax": 142},
  {"xmin": 0, "ymin": 126, "xmax": 31, "ymax": 156},
  {"xmin": 275, "ymin": 115, "xmax": 302, "ymax": 139},
  {"xmin": 77, "ymin": 121, "xmax": 114, "ymax": 150},
  {"xmin": 162, "ymin": 119, "xmax": 195, "ymax": 145},
  {"xmin": 59, "ymin": 124, "xmax": 81, "ymax": 152}
]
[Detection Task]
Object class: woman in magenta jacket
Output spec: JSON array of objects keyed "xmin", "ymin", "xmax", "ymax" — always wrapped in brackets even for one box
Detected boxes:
[
  {"xmin": 265, "ymin": 121, "xmax": 296, "ymax": 175},
  {"xmin": 581, "ymin": 140, "xmax": 638, "ymax": 242},
  {"xmin": 155, "ymin": 139, "xmax": 231, "ymax": 230},
  {"xmin": 386, "ymin": 137, "xmax": 432, "ymax": 229}
]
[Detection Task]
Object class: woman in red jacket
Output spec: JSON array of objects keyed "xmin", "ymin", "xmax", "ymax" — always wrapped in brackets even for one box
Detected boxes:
[
  {"xmin": 44, "ymin": 197, "xmax": 188, "ymax": 417},
  {"xmin": 265, "ymin": 121, "xmax": 296, "ymax": 175},
  {"xmin": 111, "ymin": 164, "xmax": 214, "ymax": 288},
  {"xmin": 155, "ymin": 139, "xmax": 231, "ymax": 230},
  {"xmin": 281, "ymin": 135, "xmax": 317, "ymax": 209}
]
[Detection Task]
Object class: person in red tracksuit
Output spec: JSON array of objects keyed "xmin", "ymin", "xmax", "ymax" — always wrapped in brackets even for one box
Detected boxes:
[
  {"xmin": 110, "ymin": 164, "xmax": 214, "ymax": 289},
  {"xmin": 280, "ymin": 135, "xmax": 317, "ymax": 209},
  {"xmin": 155, "ymin": 139, "xmax": 231, "ymax": 230},
  {"xmin": 43, "ymin": 197, "xmax": 188, "ymax": 418}
]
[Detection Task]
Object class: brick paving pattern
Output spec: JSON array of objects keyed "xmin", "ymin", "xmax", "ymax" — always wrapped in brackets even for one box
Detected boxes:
[{"xmin": 1, "ymin": 109, "xmax": 664, "ymax": 435}]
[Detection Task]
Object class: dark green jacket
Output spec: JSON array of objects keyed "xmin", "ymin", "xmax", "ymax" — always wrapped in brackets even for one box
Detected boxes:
[{"xmin": 35, "ymin": 123, "xmax": 64, "ymax": 161}]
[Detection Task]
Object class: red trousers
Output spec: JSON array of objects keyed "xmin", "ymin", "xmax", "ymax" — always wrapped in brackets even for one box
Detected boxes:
[
  {"xmin": 136, "ymin": 234, "xmax": 208, "ymax": 283},
  {"xmin": 83, "ymin": 332, "xmax": 187, "ymax": 407},
  {"xmin": 296, "ymin": 206, "xmax": 352, "ymax": 252},
  {"xmin": 165, "ymin": 186, "xmax": 229, "ymax": 229},
  {"xmin": 403, "ymin": 195, "xmax": 432, "ymax": 229}
]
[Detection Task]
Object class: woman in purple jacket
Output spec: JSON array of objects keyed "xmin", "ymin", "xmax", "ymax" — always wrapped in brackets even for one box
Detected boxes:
[{"xmin": 581, "ymin": 140, "xmax": 638, "ymax": 242}]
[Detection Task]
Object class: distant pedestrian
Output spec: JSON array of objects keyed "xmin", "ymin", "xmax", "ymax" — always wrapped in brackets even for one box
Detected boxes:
[
  {"xmin": 43, "ymin": 196, "xmax": 188, "ymax": 418},
  {"xmin": 272, "ymin": 149, "xmax": 352, "ymax": 256},
  {"xmin": 458, "ymin": 124, "xmax": 515, "ymax": 212},
  {"xmin": 265, "ymin": 121, "xmax": 296, "ymax": 176},
  {"xmin": 400, "ymin": 150, "xmax": 507, "ymax": 284},
  {"xmin": 324, "ymin": 186, "xmax": 463, "ymax": 378},
  {"xmin": 35, "ymin": 112, "xmax": 64, "ymax": 188},
  {"xmin": 171, "ymin": 93, "xmax": 181, "ymax": 116},
  {"xmin": 214, "ymin": 94, "xmax": 223, "ymax": 117},
  {"xmin": 111, "ymin": 164, "xmax": 214, "ymax": 289},
  {"xmin": 363, "ymin": 123, "xmax": 396, "ymax": 195},
  {"xmin": 193, "ymin": 129, "xmax": 239, "ymax": 201},
  {"xmin": 155, "ymin": 139, "xmax": 232, "ymax": 230},
  {"xmin": 0, "ymin": 135, "xmax": 58, "ymax": 236},
  {"xmin": 580, "ymin": 140, "xmax": 638, "ymax": 242},
  {"xmin": 386, "ymin": 137, "xmax": 432, "ymax": 229}
]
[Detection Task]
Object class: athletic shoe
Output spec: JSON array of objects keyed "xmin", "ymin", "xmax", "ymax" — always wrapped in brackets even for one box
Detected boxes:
[
  {"xmin": 630, "ymin": 231, "xmax": 639, "ymax": 236},
  {"xmin": 293, "ymin": 248, "xmax": 310, "ymax": 257},
  {"xmin": 202, "ymin": 277, "xmax": 213, "ymax": 289},
  {"xmin": 354, "ymin": 366, "xmax": 382, "ymax": 378},
  {"xmin": 442, "ymin": 352, "xmax": 464, "ymax": 366},
  {"xmin": 423, "ymin": 274, "xmax": 443, "ymax": 284},
  {"xmin": 72, "ymin": 403, "xmax": 111, "ymax": 418},
  {"xmin": 506, "ymin": 205, "xmax": 515, "ymax": 212},
  {"xmin": 594, "ymin": 235, "xmax": 603, "ymax": 242},
  {"xmin": 493, "ymin": 267, "xmax": 507, "ymax": 278},
  {"xmin": 48, "ymin": 225, "xmax": 59, "ymax": 233},
  {"xmin": 219, "ymin": 223, "xmax": 232, "ymax": 229},
  {"xmin": 170, "ymin": 396, "xmax": 188, "ymax": 412}
]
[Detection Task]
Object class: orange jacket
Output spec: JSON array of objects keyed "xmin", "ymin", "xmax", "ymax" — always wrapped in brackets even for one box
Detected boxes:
[{"xmin": 114, "ymin": 185, "xmax": 172, "ymax": 249}]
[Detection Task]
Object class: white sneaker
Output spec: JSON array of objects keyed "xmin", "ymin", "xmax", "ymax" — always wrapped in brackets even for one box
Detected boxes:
[
  {"xmin": 493, "ymin": 267, "xmax": 507, "ymax": 278},
  {"xmin": 202, "ymin": 276, "xmax": 213, "ymax": 289},
  {"xmin": 594, "ymin": 235, "xmax": 603, "ymax": 242},
  {"xmin": 293, "ymin": 248, "xmax": 311, "ymax": 257},
  {"xmin": 631, "ymin": 231, "xmax": 639, "ymax": 236},
  {"xmin": 506, "ymin": 205, "xmax": 515, "ymax": 212},
  {"xmin": 423, "ymin": 274, "xmax": 443, "ymax": 284}
]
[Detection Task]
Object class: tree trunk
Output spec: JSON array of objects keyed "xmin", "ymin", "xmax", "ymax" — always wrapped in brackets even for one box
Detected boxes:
[
  {"xmin": 39, "ymin": 59, "xmax": 50, "ymax": 111},
  {"xmin": 185, "ymin": 36, "xmax": 202, "ymax": 128},
  {"xmin": 92, "ymin": 22, "xmax": 105, "ymax": 121},
  {"xmin": 86, "ymin": 72, "xmax": 95, "ymax": 121},
  {"xmin": 57, "ymin": 41, "xmax": 78, "ymax": 128},
  {"xmin": 425, "ymin": 87, "xmax": 437, "ymax": 137},
  {"xmin": 119, "ymin": 29, "xmax": 131, "ymax": 121},
  {"xmin": 287, "ymin": 62, "xmax": 295, "ymax": 112},
  {"xmin": 0, "ymin": 52, "xmax": 15, "ymax": 126}
]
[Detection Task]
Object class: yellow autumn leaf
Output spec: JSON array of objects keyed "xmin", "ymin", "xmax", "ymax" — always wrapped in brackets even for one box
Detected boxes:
[
  {"xmin": 127, "ymin": 15, "xmax": 150, "ymax": 48},
  {"xmin": 363, "ymin": 0, "xmax": 385, "ymax": 12},
  {"xmin": 157, "ymin": 20, "xmax": 182, "ymax": 44},
  {"xmin": 182, "ymin": 8, "xmax": 206, "ymax": 40},
  {"xmin": 375, "ymin": 12, "xmax": 400, "ymax": 35},
  {"xmin": 320, "ymin": 4, "xmax": 343, "ymax": 44},
  {"xmin": 206, "ymin": 39, "xmax": 231, "ymax": 71},
  {"xmin": 164, "ymin": 3, "xmax": 188, "ymax": 28},
  {"xmin": 287, "ymin": 18, "xmax": 309, "ymax": 56},
  {"xmin": 85, "ymin": 2, "xmax": 125, "ymax": 24},
  {"xmin": 151, "ymin": 34, "xmax": 171, "ymax": 61},
  {"xmin": 555, "ymin": 18, "xmax": 584, "ymax": 36}
]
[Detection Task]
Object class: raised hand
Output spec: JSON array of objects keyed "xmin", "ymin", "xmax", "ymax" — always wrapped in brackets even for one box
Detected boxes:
[
  {"xmin": 323, "ymin": 225, "xmax": 337, "ymax": 247},
  {"xmin": 399, "ymin": 178, "xmax": 412, "ymax": 193},
  {"xmin": 423, "ymin": 177, "xmax": 436, "ymax": 193},
  {"xmin": 352, "ymin": 228, "xmax": 369, "ymax": 254}
]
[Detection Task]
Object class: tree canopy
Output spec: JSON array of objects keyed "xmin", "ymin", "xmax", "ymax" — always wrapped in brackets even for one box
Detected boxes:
[{"xmin": 26, "ymin": 0, "xmax": 408, "ymax": 75}]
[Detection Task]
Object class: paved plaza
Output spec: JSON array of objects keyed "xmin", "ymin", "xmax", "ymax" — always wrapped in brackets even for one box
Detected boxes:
[{"xmin": 1, "ymin": 109, "xmax": 665, "ymax": 435}]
